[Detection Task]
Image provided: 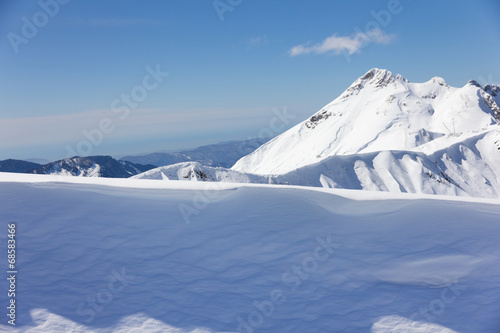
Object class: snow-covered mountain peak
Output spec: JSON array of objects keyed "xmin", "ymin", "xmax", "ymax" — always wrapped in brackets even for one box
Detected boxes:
[
  {"xmin": 362, "ymin": 68, "xmax": 410, "ymax": 86},
  {"xmin": 341, "ymin": 68, "xmax": 407, "ymax": 99},
  {"xmin": 359, "ymin": 68, "xmax": 407, "ymax": 85},
  {"xmin": 428, "ymin": 76, "xmax": 448, "ymax": 87},
  {"xmin": 467, "ymin": 79, "xmax": 482, "ymax": 88},
  {"xmin": 232, "ymin": 69, "xmax": 500, "ymax": 175},
  {"xmin": 359, "ymin": 67, "xmax": 390, "ymax": 79}
]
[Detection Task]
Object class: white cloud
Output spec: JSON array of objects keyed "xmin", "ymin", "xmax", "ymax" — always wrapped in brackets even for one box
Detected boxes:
[{"xmin": 289, "ymin": 29, "xmax": 395, "ymax": 57}]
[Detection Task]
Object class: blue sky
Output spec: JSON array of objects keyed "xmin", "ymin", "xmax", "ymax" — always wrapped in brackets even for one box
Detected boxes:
[{"xmin": 1, "ymin": 0, "xmax": 499, "ymax": 161}]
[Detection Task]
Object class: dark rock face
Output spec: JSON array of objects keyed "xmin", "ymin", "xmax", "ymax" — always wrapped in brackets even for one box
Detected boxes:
[
  {"xmin": 483, "ymin": 94, "xmax": 500, "ymax": 122},
  {"xmin": 305, "ymin": 109, "xmax": 331, "ymax": 129},
  {"xmin": 479, "ymin": 84, "xmax": 500, "ymax": 122},
  {"xmin": 468, "ymin": 80, "xmax": 482, "ymax": 88},
  {"xmin": 484, "ymin": 84, "xmax": 499, "ymax": 96},
  {"xmin": 341, "ymin": 68, "xmax": 409, "ymax": 100}
]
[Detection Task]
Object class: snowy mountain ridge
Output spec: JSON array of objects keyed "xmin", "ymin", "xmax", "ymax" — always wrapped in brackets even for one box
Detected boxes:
[
  {"xmin": 131, "ymin": 161, "xmax": 271, "ymax": 184},
  {"xmin": 232, "ymin": 68, "xmax": 500, "ymax": 175},
  {"xmin": 29, "ymin": 155, "xmax": 156, "ymax": 178},
  {"xmin": 134, "ymin": 69, "xmax": 500, "ymax": 199},
  {"xmin": 0, "ymin": 159, "xmax": 41, "ymax": 173},
  {"xmin": 134, "ymin": 127, "xmax": 500, "ymax": 198}
]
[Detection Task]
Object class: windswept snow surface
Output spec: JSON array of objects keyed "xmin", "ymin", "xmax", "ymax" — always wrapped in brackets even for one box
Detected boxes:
[
  {"xmin": 1, "ymin": 173, "xmax": 500, "ymax": 332},
  {"xmin": 232, "ymin": 69, "xmax": 500, "ymax": 175}
]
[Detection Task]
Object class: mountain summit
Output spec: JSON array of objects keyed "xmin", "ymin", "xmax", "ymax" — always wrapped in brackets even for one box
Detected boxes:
[{"xmin": 232, "ymin": 68, "xmax": 500, "ymax": 175}]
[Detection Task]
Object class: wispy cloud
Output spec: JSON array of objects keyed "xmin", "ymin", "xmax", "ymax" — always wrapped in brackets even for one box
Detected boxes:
[
  {"xmin": 247, "ymin": 35, "xmax": 270, "ymax": 48},
  {"xmin": 289, "ymin": 29, "xmax": 395, "ymax": 57}
]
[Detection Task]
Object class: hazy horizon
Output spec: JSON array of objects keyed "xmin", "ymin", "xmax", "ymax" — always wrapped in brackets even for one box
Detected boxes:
[{"xmin": 1, "ymin": 0, "xmax": 499, "ymax": 161}]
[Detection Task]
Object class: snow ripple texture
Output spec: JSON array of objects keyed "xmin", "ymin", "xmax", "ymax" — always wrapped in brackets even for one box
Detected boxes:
[{"xmin": 0, "ymin": 178, "xmax": 499, "ymax": 332}]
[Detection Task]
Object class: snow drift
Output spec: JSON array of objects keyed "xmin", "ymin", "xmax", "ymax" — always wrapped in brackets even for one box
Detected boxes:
[{"xmin": 1, "ymin": 173, "xmax": 499, "ymax": 332}]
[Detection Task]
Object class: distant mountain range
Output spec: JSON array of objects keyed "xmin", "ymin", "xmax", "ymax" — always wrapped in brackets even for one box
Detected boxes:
[
  {"xmin": 120, "ymin": 137, "xmax": 270, "ymax": 168},
  {"xmin": 0, "ymin": 137, "xmax": 270, "ymax": 177},
  {"xmin": 0, "ymin": 159, "xmax": 42, "ymax": 173},
  {"xmin": 29, "ymin": 156, "xmax": 156, "ymax": 178},
  {"xmin": 0, "ymin": 156, "xmax": 155, "ymax": 177}
]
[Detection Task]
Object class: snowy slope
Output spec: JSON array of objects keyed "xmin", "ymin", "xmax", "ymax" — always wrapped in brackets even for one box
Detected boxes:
[
  {"xmin": 131, "ymin": 161, "xmax": 271, "ymax": 184},
  {"xmin": 134, "ymin": 128, "xmax": 500, "ymax": 198},
  {"xmin": 274, "ymin": 128, "xmax": 500, "ymax": 198},
  {"xmin": 232, "ymin": 69, "xmax": 500, "ymax": 175},
  {"xmin": 1, "ymin": 173, "xmax": 500, "ymax": 332}
]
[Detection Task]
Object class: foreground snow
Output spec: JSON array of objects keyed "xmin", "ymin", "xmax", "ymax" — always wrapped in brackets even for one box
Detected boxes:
[{"xmin": 1, "ymin": 173, "xmax": 499, "ymax": 332}]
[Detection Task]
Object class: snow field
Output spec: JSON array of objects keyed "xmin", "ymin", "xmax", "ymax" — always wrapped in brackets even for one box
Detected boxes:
[{"xmin": 0, "ymin": 175, "xmax": 499, "ymax": 332}]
